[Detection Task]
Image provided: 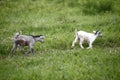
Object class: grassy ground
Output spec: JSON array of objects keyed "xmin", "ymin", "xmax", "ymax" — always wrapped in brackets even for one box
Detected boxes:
[{"xmin": 0, "ymin": 0, "xmax": 120, "ymax": 80}]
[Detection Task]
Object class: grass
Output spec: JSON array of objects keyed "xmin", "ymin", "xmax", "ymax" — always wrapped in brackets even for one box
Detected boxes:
[
  {"xmin": 0, "ymin": 0, "xmax": 120, "ymax": 80},
  {"xmin": 0, "ymin": 48, "xmax": 120, "ymax": 80}
]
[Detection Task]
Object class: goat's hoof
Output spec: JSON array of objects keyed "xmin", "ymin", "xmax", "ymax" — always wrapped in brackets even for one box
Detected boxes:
[
  {"xmin": 81, "ymin": 48, "xmax": 84, "ymax": 49},
  {"xmin": 80, "ymin": 47, "xmax": 84, "ymax": 49},
  {"xmin": 87, "ymin": 47, "xmax": 92, "ymax": 49}
]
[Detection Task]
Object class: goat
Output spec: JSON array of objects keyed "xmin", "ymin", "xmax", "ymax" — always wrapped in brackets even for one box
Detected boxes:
[
  {"xmin": 10, "ymin": 32, "xmax": 45, "ymax": 57},
  {"xmin": 72, "ymin": 30, "xmax": 102, "ymax": 49}
]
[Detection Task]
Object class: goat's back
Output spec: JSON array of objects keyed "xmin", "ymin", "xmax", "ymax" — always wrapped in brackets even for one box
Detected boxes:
[
  {"xmin": 77, "ymin": 31, "xmax": 93, "ymax": 36},
  {"xmin": 15, "ymin": 35, "xmax": 34, "ymax": 42}
]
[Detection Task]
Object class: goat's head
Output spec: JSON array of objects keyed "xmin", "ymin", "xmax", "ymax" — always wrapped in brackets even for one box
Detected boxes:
[
  {"xmin": 39, "ymin": 35, "xmax": 45, "ymax": 42},
  {"xmin": 93, "ymin": 31, "xmax": 102, "ymax": 37},
  {"xmin": 34, "ymin": 35, "xmax": 45, "ymax": 43}
]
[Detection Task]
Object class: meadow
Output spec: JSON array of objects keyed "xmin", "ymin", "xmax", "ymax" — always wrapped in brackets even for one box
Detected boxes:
[{"xmin": 0, "ymin": 0, "xmax": 120, "ymax": 80}]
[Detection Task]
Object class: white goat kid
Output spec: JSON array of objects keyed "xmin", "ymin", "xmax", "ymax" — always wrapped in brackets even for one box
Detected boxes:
[
  {"xmin": 72, "ymin": 30, "xmax": 102, "ymax": 49},
  {"xmin": 10, "ymin": 32, "xmax": 45, "ymax": 57}
]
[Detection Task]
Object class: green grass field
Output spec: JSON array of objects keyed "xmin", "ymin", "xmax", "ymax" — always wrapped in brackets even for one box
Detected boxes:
[{"xmin": 0, "ymin": 0, "xmax": 120, "ymax": 80}]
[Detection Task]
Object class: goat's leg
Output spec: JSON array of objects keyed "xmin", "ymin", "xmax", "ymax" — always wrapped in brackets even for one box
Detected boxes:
[
  {"xmin": 21, "ymin": 47, "xmax": 30, "ymax": 56},
  {"xmin": 26, "ymin": 47, "xmax": 32, "ymax": 54},
  {"xmin": 27, "ymin": 50, "xmax": 31, "ymax": 54},
  {"xmin": 27, "ymin": 48, "xmax": 34, "ymax": 54},
  {"xmin": 87, "ymin": 41, "xmax": 93, "ymax": 49},
  {"xmin": 79, "ymin": 38, "xmax": 84, "ymax": 49},
  {"xmin": 31, "ymin": 48, "xmax": 34, "ymax": 54},
  {"xmin": 28, "ymin": 44, "xmax": 34, "ymax": 54},
  {"xmin": 29, "ymin": 47, "xmax": 34, "ymax": 54},
  {"xmin": 72, "ymin": 37, "xmax": 78, "ymax": 48},
  {"xmin": 21, "ymin": 46, "xmax": 26, "ymax": 54},
  {"xmin": 9, "ymin": 43, "xmax": 17, "ymax": 57}
]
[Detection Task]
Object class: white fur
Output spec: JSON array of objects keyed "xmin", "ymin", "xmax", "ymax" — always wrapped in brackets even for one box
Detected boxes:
[{"xmin": 72, "ymin": 30, "xmax": 102, "ymax": 49}]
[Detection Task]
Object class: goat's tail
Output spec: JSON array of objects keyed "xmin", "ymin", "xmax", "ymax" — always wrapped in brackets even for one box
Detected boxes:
[
  {"xmin": 14, "ymin": 31, "xmax": 22, "ymax": 38},
  {"xmin": 14, "ymin": 32, "xmax": 20, "ymax": 39},
  {"xmin": 75, "ymin": 29, "xmax": 78, "ymax": 36}
]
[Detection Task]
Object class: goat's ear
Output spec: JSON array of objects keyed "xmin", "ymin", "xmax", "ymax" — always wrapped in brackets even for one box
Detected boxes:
[
  {"xmin": 16, "ymin": 32, "xmax": 20, "ymax": 35},
  {"xmin": 93, "ymin": 31, "xmax": 96, "ymax": 33}
]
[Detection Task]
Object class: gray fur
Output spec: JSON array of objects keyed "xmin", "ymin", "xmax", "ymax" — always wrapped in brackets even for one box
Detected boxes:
[{"xmin": 10, "ymin": 32, "xmax": 45, "ymax": 57}]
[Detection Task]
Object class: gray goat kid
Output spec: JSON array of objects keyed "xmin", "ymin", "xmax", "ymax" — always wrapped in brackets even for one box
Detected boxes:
[{"xmin": 10, "ymin": 32, "xmax": 45, "ymax": 56}]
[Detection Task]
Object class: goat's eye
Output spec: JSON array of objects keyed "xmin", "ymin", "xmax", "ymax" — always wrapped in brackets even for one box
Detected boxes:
[{"xmin": 40, "ymin": 38, "xmax": 44, "ymax": 39}]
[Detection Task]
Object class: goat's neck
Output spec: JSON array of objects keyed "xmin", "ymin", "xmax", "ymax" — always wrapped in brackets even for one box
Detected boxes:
[
  {"xmin": 33, "ymin": 37, "xmax": 40, "ymax": 42},
  {"xmin": 93, "ymin": 34, "xmax": 98, "ymax": 39},
  {"xmin": 90, "ymin": 34, "xmax": 98, "ymax": 41}
]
